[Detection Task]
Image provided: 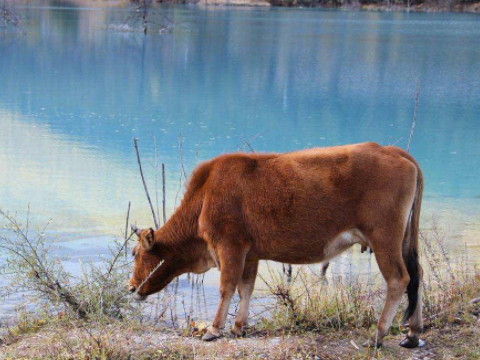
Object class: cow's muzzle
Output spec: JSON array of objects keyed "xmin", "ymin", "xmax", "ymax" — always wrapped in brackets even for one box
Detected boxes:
[
  {"xmin": 128, "ymin": 285, "xmax": 147, "ymax": 301},
  {"xmin": 133, "ymin": 293, "xmax": 147, "ymax": 302}
]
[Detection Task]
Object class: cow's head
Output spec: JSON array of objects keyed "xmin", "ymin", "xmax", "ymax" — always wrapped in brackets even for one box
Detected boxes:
[{"xmin": 128, "ymin": 225, "xmax": 215, "ymax": 301}]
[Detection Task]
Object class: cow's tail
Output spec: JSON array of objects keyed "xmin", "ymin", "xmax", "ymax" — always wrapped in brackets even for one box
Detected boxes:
[{"xmin": 402, "ymin": 163, "xmax": 424, "ymax": 324}]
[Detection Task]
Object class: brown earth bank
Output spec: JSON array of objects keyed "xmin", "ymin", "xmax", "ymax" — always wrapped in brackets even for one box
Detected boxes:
[{"xmin": 1, "ymin": 321, "xmax": 480, "ymax": 359}]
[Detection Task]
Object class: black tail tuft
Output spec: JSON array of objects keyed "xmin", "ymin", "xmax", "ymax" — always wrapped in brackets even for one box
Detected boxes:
[{"xmin": 402, "ymin": 248, "xmax": 420, "ymax": 324}]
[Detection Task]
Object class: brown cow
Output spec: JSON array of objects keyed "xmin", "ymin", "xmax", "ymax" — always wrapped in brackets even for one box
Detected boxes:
[{"xmin": 129, "ymin": 142, "xmax": 424, "ymax": 348}]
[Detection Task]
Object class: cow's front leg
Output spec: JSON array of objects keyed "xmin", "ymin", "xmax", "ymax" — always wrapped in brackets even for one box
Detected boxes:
[
  {"xmin": 231, "ymin": 259, "xmax": 258, "ymax": 337},
  {"xmin": 203, "ymin": 244, "xmax": 248, "ymax": 341}
]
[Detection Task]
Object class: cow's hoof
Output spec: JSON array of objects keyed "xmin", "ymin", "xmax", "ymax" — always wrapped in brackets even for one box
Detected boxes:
[
  {"xmin": 399, "ymin": 336, "xmax": 426, "ymax": 348},
  {"xmin": 202, "ymin": 328, "xmax": 221, "ymax": 342},
  {"xmin": 230, "ymin": 325, "xmax": 245, "ymax": 337},
  {"xmin": 362, "ymin": 339, "xmax": 383, "ymax": 348}
]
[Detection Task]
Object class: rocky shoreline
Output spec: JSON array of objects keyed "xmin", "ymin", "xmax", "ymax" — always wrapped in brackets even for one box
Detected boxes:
[{"xmin": 61, "ymin": 0, "xmax": 480, "ymax": 13}]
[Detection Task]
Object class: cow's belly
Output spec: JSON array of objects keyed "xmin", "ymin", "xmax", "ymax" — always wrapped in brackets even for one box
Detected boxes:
[{"xmin": 254, "ymin": 228, "xmax": 367, "ymax": 264}]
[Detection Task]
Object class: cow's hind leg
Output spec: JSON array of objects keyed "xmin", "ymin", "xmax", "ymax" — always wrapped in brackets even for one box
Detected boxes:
[
  {"xmin": 203, "ymin": 243, "xmax": 249, "ymax": 341},
  {"xmin": 400, "ymin": 266, "xmax": 425, "ymax": 348},
  {"xmin": 320, "ymin": 262, "xmax": 330, "ymax": 277},
  {"xmin": 231, "ymin": 259, "xmax": 258, "ymax": 337},
  {"xmin": 364, "ymin": 229, "xmax": 410, "ymax": 348}
]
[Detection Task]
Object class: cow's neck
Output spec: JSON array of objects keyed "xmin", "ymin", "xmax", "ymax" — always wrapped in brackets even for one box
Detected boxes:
[{"xmin": 155, "ymin": 199, "xmax": 199, "ymax": 253}]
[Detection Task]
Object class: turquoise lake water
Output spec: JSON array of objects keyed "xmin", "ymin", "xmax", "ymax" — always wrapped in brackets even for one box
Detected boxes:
[{"xmin": 1, "ymin": 2, "xmax": 479, "ymax": 317}]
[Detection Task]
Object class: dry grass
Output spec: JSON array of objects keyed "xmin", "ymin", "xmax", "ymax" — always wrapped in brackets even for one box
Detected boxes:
[{"xmin": 0, "ymin": 212, "xmax": 479, "ymax": 359}]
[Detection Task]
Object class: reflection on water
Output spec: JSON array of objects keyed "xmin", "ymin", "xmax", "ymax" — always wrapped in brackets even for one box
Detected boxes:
[{"xmin": 1, "ymin": 2, "xmax": 480, "ymax": 317}]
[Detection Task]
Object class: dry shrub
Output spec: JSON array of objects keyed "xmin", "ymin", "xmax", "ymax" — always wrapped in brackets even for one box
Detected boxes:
[
  {"xmin": 421, "ymin": 218, "xmax": 480, "ymax": 327},
  {"xmin": 258, "ymin": 264, "xmax": 380, "ymax": 333},
  {"xmin": 0, "ymin": 209, "xmax": 137, "ymax": 323}
]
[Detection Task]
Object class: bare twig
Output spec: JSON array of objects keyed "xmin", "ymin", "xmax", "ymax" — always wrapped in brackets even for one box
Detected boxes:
[
  {"xmin": 124, "ymin": 201, "xmax": 131, "ymax": 260},
  {"xmin": 130, "ymin": 259, "xmax": 164, "ymax": 304},
  {"xmin": 407, "ymin": 81, "xmax": 420, "ymax": 152},
  {"xmin": 153, "ymin": 136, "xmax": 160, "ymax": 224},
  {"xmin": 239, "ymin": 133, "xmax": 262, "ymax": 153},
  {"xmin": 283, "ymin": 263, "xmax": 293, "ymax": 284},
  {"xmin": 162, "ymin": 162, "xmax": 167, "ymax": 224},
  {"xmin": 107, "ymin": 234, "xmax": 134, "ymax": 278},
  {"xmin": 133, "ymin": 138, "xmax": 160, "ymax": 229},
  {"xmin": 243, "ymin": 139, "xmax": 255, "ymax": 153},
  {"xmin": 177, "ymin": 135, "xmax": 187, "ymax": 180},
  {"xmin": 174, "ymin": 135, "xmax": 187, "ymax": 210},
  {"xmin": 258, "ymin": 270, "xmax": 299, "ymax": 323}
]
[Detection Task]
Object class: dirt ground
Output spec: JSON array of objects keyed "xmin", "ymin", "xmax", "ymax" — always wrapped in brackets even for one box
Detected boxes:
[{"xmin": 1, "ymin": 320, "xmax": 479, "ymax": 359}]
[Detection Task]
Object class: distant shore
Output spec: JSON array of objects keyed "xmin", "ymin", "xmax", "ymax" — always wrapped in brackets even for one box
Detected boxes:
[
  {"xmin": 202, "ymin": 0, "xmax": 480, "ymax": 13},
  {"xmin": 60, "ymin": 0, "xmax": 480, "ymax": 13}
]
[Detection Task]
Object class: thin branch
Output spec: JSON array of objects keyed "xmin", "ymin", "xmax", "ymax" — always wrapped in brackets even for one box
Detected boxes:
[
  {"xmin": 240, "ymin": 132, "xmax": 262, "ymax": 152},
  {"xmin": 130, "ymin": 259, "xmax": 164, "ymax": 303},
  {"xmin": 124, "ymin": 201, "xmax": 131, "ymax": 260},
  {"xmin": 107, "ymin": 234, "xmax": 134, "ymax": 277},
  {"xmin": 177, "ymin": 135, "xmax": 187, "ymax": 180},
  {"xmin": 133, "ymin": 138, "xmax": 160, "ymax": 229},
  {"xmin": 243, "ymin": 139, "xmax": 255, "ymax": 153},
  {"xmin": 283, "ymin": 263, "xmax": 293, "ymax": 284},
  {"xmin": 153, "ymin": 136, "xmax": 161, "ymax": 224},
  {"xmin": 174, "ymin": 135, "xmax": 187, "ymax": 210},
  {"xmin": 162, "ymin": 162, "xmax": 167, "ymax": 224},
  {"xmin": 407, "ymin": 81, "xmax": 420, "ymax": 152}
]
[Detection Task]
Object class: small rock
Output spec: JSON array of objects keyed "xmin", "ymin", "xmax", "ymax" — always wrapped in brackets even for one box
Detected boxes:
[{"xmin": 269, "ymin": 338, "xmax": 281, "ymax": 346}]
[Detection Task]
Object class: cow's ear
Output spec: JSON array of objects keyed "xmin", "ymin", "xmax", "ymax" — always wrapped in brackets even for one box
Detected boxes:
[{"xmin": 141, "ymin": 228, "xmax": 155, "ymax": 251}]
